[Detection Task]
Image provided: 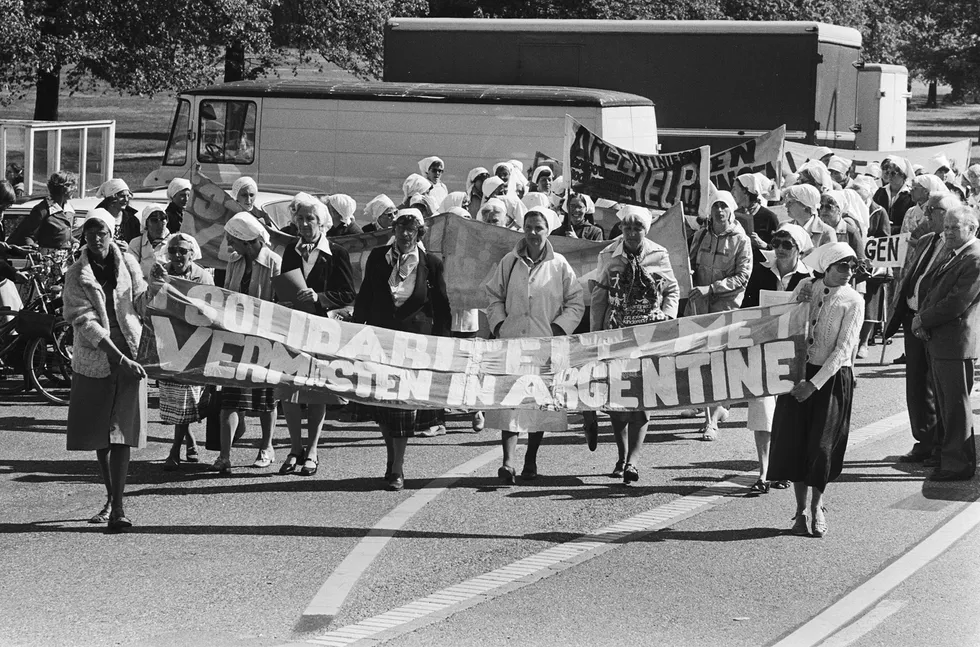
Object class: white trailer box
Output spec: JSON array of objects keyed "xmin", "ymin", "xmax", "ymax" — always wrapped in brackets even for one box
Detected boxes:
[
  {"xmin": 144, "ymin": 80, "xmax": 659, "ymax": 206},
  {"xmin": 855, "ymin": 64, "xmax": 910, "ymax": 151}
]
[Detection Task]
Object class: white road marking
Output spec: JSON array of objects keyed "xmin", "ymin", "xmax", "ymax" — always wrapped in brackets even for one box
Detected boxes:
[
  {"xmin": 772, "ymin": 502, "xmax": 980, "ymax": 647},
  {"xmin": 817, "ymin": 599, "xmax": 908, "ymax": 647},
  {"xmin": 302, "ymin": 447, "xmax": 501, "ymax": 618}
]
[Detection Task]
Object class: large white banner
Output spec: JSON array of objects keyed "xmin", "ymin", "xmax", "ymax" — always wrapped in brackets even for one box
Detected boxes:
[{"xmin": 784, "ymin": 140, "xmax": 972, "ymax": 178}]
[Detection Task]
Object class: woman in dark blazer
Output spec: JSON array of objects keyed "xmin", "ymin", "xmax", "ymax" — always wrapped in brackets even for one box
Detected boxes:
[
  {"xmin": 353, "ymin": 208, "xmax": 451, "ymax": 491},
  {"xmin": 277, "ymin": 193, "xmax": 356, "ymax": 477}
]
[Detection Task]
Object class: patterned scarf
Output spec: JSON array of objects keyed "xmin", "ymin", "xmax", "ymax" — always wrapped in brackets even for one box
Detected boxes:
[{"xmin": 388, "ymin": 251, "xmax": 418, "ymax": 288}]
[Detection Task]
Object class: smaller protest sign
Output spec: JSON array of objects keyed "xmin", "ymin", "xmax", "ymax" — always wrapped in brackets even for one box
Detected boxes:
[{"xmin": 864, "ymin": 233, "xmax": 910, "ymax": 269}]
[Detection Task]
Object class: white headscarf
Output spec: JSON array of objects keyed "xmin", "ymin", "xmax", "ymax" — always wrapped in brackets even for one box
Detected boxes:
[
  {"xmin": 774, "ymin": 222, "xmax": 813, "ymax": 254},
  {"xmin": 325, "ymin": 194, "xmax": 357, "ymax": 225},
  {"xmin": 525, "ymin": 206, "xmax": 559, "ymax": 232},
  {"xmin": 167, "ymin": 177, "xmax": 192, "ymax": 200},
  {"xmin": 139, "ymin": 203, "xmax": 168, "ymax": 230},
  {"xmin": 402, "ymin": 173, "xmax": 432, "ymax": 202},
  {"xmin": 913, "ymin": 174, "xmax": 949, "ymax": 195},
  {"xmin": 521, "ymin": 192, "xmax": 550, "ymax": 210},
  {"xmin": 441, "ymin": 191, "xmax": 467, "ymax": 211},
  {"xmin": 481, "ymin": 176, "xmax": 506, "ymax": 202},
  {"xmin": 96, "ymin": 178, "xmax": 129, "ymax": 199},
  {"xmin": 480, "ymin": 197, "xmax": 507, "ymax": 223},
  {"xmin": 164, "ymin": 232, "xmax": 202, "ymax": 261},
  {"xmin": 363, "ymin": 194, "xmax": 396, "ymax": 224},
  {"xmin": 736, "ymin": 173, "xmax": 774, "ymax": 199},
  {"xmin": 809, "ymin": 242, "xmax": 857, "ymax": 273},
  {"xmin": 394, "ymin": 208, "xmax": 425, "ymax": 229},
  {"xmin": 230, "ymin": 176, "xmax": 258, "ymax": 198},
  {"xmin": 617, "ymin": 204, "xmax": 653, "ymax": 231},
  {"xmin": 799, "ymin": 161, "xmax": 833, "ymax": 192},
  {"xmin": 418, "ymin": 156, "xmax": 444, "ymax": 177},
  {"xmin": 712, "ymin": 190, "xmax": 739, "ymax": 216},
  {"xmin": 445, "ymin": 206, "xmax": 470, "ymax": 219},
  {"xmin": 466, "ymin": 167, "xmax": 489, "ymax": 195},
  {"xmin": 225, "ymin": 211, "xmax": 269, "ymax": 244},
  {"xmin": 82, "ymin": 208, "xmax": 116, "ymax": 234},
  {"xmin": 500, "ymin": 194, "xmax": 527, "ymax": 223},
  {"xmin": 531, "ymin": 165, "xmax": 554, "ymax": 184}
]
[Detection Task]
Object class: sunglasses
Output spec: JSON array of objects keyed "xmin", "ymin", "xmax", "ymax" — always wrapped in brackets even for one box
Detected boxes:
[
  {"xmin": 771, "ymin": 239, "xmax": 797, "ymax": 251},
  {"xmin": 831, "ymin": 260, "xmax": 859, "ymax": 272}
]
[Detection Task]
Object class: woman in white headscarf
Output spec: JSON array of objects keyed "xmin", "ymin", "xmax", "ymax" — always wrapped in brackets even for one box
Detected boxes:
[
  {"xmin": 479, "ymin": 198, "xmax": 509, "ymax": 227},
  {"xmin": 324, "ymin": 194, "xmax": 362, "ymax": 237},
  {"xmin": 213, "ymin": 211, "xmax": 282, "ymax": 475},
  {"xmin": 418, "ymin": 156, "xmax": 448, "ymax": 205},
  {"xmin": 688, "ymin": 190, "xmax": 753, "ymax": 441},
  {"xmin": 768, "ymin": 242, "xmax": 864, "ymax": 538},
  {"xmin": 229, "ymin": 176, "xmax": 276, "ymax": 229},
  {"xmin": 796, "ymin": 161, "xmax": 835, "ymax": 193},
  {"xmin": 589, "ymin": 205, "xmax": 678, "ymax": 484},
  {"xmin": 733, "ymin": 173, "xmax": 780, "ymax": 263},
  {"xmin": 901, "ymin": 174, "xmax": 948, "ymax": 238},
  {"xmin": 440, "ymin": 191, "xmax": 469, "ymax": 213},
  {"xmin": 362, "ymin": 195, "xmax": 397, "ymax": 233},
  {"xmin": 158, "ymin": 232, "xmax": 213, "ymax": 472},
  {"xmin": 95, "ymin": 178, "xmax": 141, "ymax": 243},
  {"xmin": 165, "ymin": 177, "xmax": 192, "ymax": 234},
  {"xmin": 401, "ymin": 173, "xmax": 432, "ymax": 208},
  {"xmin": 466, "ymin": 167, "xmax": 490, "ymax": 219},
  {"xmin": 486, "ymin": 206, "xmax": 584, "ymax": 484},
  {"xmin": 481, "ymin": 176, "xmax": 508, "ymax": 206},
  {"xmin": 872, "ymin": 156, "xmax": 914, "ymax": 235},
  {"xmin": 741, "ymin": 223, "xmax": 813, "ymax": 494},
  {"xmin": 128, "ymin": 204, "xmax": 170, "ymax": 281}
]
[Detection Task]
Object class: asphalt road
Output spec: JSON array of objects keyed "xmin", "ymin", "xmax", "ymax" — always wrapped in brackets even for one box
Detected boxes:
[{"xmin": 2, "ymin": 336, "xmax": 979, "ymax": 647}]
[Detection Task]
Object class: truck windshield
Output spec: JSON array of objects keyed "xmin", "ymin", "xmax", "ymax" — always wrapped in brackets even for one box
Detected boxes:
[
  {"xmin": 163, "ymin": 99, "xmax": 190, "ymax": 166},
  {"xmin": 198, "ymin": 100, "xmax": 257, "ymax": 165}
]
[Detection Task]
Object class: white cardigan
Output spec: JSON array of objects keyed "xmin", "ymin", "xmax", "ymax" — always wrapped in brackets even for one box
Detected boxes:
[{"xmin": 62, "ymin": 244, "xmax": 147, "ymax": 378}]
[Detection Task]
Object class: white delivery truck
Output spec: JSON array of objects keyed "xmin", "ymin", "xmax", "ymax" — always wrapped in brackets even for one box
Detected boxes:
[{"xmin": 144, "ymin": 80, "xmax": 659, "ymax": 206}]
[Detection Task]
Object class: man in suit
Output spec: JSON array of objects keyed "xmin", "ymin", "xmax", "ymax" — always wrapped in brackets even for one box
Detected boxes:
[
  {"xmin": 885, "ymin": 194, "xmax": 960, "ymax": 464},
  {"xmin": 912, "ymin": 205, "xmax": 980, "ymax": 481}
]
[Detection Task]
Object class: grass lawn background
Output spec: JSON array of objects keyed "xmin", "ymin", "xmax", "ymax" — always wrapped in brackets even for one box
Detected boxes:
[{"xmin": 1, "ymin": 68, "xmax": 977, "ymax": 193}]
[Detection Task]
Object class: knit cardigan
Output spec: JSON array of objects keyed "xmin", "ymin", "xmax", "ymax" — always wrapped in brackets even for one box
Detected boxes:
[{"xmin": 62, "ymin": 244, "xmax": 147, "ymax": 378}]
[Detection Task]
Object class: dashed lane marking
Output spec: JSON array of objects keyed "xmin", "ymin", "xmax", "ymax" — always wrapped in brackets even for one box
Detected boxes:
[{"xmin": 287, "ymin": 409, "xmax": 913, "ymax": 647}]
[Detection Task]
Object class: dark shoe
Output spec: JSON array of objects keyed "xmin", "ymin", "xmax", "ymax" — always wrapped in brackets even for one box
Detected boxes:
[
  {"xmin": 299, "ymin": 457, "xmax": 318, "ymax": 477},
  {"xmin": 584, "ymin": 419, "xmax": 599, "ymax": 452},
  {"xmin": 791, "ymin": 513, "xmax": 810, "ymax": 536},
  {"xmin": 184, "ymin": 445, "xmax": 200, "ymax": 463},
  {"xmin": 384, "ymin": 461, "xmax": 393, "ymax": 482},
  {"xmin": 386, "ymin": 473, "xmax": 404, "ymax": 491},
  {"xmin": 278, "ymin": 453, "xmax": 302, "ymax": 475},
  {"xmin": 811, "ymin": 508, "xmax": 827, "ymax": 538},
  {"xmin": 212, "ymin": 457, "xmax": 232, "ymax": 475},
  {"xmin": 923, "ymin": 455, "xmax": 941, "ymax": 468},
  {"xmin": 748, "ymin": 479, "xmax": 770, "ymax": 495},
  {"xmin": 770, "ymin": 480, "xmax": 791, "ymax": 489},
  {"xmin": 897, "ymin": 449, "xmax": 931, "ymax": 463},
  {"xmin": 107, "ymin": 513, "xmax": 133, "ymax": 532},
  {"xmin": 497, "ymin": 465, "xmax": 516, "ymax": 485},
  {"xmin": 163, "ymin": 455, "xmax": 180, "ymax": 472},
  {"xmin": 892, "ymin": 354, "xmax": 906, "ymax": 365},
  {"xmin": 89, "ymin": 498, "xmax": 112, "ymax": 524},
  {"xmin": 521, "ymin": 465, "xmax": 538, "ymax": 480},
  {"xmin": 611, "ymin": 460, "xmax": 625, "ymax": 479},
  {"xmin": 929, "ymin": 468, "xmax": 976, "ymax": 482},
  {"xmin": 623, "ymin": 463, "xmax": 639, "ymax": 484}
]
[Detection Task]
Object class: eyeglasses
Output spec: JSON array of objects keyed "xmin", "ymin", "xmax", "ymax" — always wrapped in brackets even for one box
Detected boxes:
[
  {"xmin": 831, "ymin": 260, "xmax": 859, "ymax": 272},
  {"xmin": 771, "ymin": 239, "xmax": 797, "ymax": 251}
]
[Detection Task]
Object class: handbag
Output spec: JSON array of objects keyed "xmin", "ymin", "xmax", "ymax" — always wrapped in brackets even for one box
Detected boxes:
[{"xmin": 202, "ymin": 385, "xmax": 223, "ymax": 451}]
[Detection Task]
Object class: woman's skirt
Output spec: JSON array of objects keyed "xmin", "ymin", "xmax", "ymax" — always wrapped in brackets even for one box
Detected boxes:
[
  {"xmin": 484, "ymin": 409, "xmax": 567, "ymax": 434},
  {"xmin": 746, "ymin": 396, "xmax": 776, "ymax": 432},
  {"xmin": 275, "ymin": 385, "xmax": 347, "ymax": 407},
  {"xmin": 767, "ymin": 364, "xmax": 854, "ymax": 491},
  {"xmin": 220, "ymin": 386, "xmax": 277, "ymax": 413},
  {"xmin": 159, "ymin": 380, "xmax": 206, "ymax": 424},
  {"xmin": 67, "ymin": 370, "xmax": 148, "ymax": 450},
  {"xmin": 608, "ymin": 410, "xmax": 651, "ymax": 425},
  {"xmin": 370, "ymin": 406, "xmax": 443, "ymax": 438}
]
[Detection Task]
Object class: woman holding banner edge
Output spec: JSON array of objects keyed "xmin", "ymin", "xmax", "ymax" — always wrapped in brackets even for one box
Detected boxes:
[
  {"xmin": 352, "ymin": 208, "xmax": 451, "ymax": 492},
  {"xmin": 486, "ymin": 206, "xmax": 585, "ymax": 484},
  {"xmin": 590, "ymin": 205, "xmax": 678, "ymax": 483}
]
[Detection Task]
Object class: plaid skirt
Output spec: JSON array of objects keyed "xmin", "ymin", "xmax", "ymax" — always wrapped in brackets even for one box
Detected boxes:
[
  {"xmin": 369, "ymin": 406, "xmax": 444, "ymax": 438},
  {"xmin": 220, "ymin": 386, "xmax": 277, "ymax": 413},
  {"xmin": 158, "ymin": 380, "xmax": 206, "ymax": 424}
]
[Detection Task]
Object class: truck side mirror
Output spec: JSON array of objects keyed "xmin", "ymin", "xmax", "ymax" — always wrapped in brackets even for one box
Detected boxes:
[{"xmin": 200, "ymin": 103, "xmax": 217, "ymax": 121}]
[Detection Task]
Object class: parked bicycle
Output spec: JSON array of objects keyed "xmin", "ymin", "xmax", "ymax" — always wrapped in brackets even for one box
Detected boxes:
[{"xmin": 0, "ymin": 253, "xmax": 72, "ymax": 404}]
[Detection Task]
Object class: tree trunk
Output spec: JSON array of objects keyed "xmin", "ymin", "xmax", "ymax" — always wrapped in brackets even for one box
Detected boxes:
[
  {"xmin": 33, "ymin": 64, "xmax": 62, "ymax": 120},
  {"xmin": 224, "ymin": 40, "xmax": 246, "ymax": 82},
  {"xmin": 926, "ymin": 80, "xmax": 937, "ymax": 108}
]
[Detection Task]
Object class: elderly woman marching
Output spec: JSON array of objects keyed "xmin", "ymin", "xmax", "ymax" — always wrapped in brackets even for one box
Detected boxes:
[
  {"xmin": 95, "ymin": 178, "xmax": 141, "ymax": 244},
  {"xmin": 158, "ymin": 233, "xmax": 214, "ymax": 471},
  {"xmin": 486, "ymin": 206, "xmax": 585, "ymax": 484},
  {"xmin": 591, "ymin": 205, "xmax": 678, "ymax": 484},
  {"xmin": 353, "ymin": 208, "xmax": 451, "ymax": 491},
  {"xmin": 768, "ymin": 242, "xmax": 864, "ymax": 537},
  {"xmin": 277, "ymin": 193, "xmax": 356, "ymax": 476},
  {"xmin": 740, "ymin": 224, "xmax": 814, "ymax": 494},
  {"xmin": 63, "ymin": 209, "xmax": 150, "ymax": 531},
  {"xmin": 127, "ymin": 204, "xmax": 170, "ymax": 281},
  {"xmin": 688, "ymin": 190, "xmax": 753, "ymax": 440},
  {"xmin": 213, "ymin": 212, "xmax": 282, "ymax": 475}
]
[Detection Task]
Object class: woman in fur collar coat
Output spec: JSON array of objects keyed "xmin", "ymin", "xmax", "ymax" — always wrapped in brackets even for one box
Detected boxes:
[{"xmin": 62, "ymin": 208, "xmax": 149, "ymax": 532}]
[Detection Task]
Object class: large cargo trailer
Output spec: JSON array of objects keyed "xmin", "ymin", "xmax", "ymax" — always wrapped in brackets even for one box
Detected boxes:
[{"xmin": 384, "ymin": 19, "xmax": 869, "ymax": 152}]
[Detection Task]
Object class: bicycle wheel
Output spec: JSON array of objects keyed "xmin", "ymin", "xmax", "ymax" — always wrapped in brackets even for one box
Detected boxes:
[{"xmin": 26, "ymin": 322, "xmax": 73, "ymax": 405}]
